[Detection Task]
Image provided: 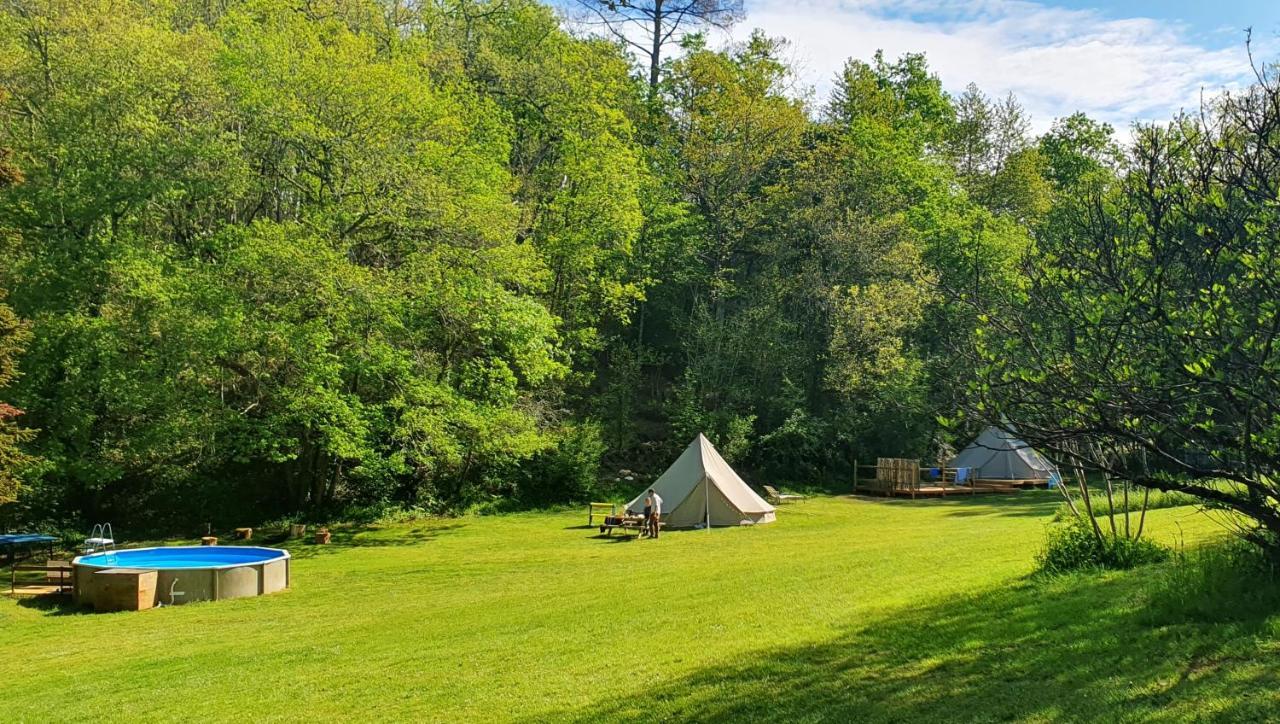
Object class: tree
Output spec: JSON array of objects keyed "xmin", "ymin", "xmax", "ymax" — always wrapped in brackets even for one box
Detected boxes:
[
  {"xmin": 654, "ymin": 32, "xmax": 806, "ymax": 459},
  {"xmin": 970, "ymin": 67, "xmax": 1280, "ymax": 550},
  {"xmin": 0, "ymin": 140, "xmax": 33, "ymax": 505},
  {"xmin": 0, "ymin": 293, "xmax": 33, "ymax": 505},
  {"xmin": 827, "ymin": 52, "xmax": 955, "ymax": 151},
  {"xmin": 1037, "ymin": 112, "xmax": 1122, "ymax": 190},
  {"xmin": 572, "ymin": 0, "xmax": 744, "ymax": 93},
  {"xmin": 944, "ymin": 85, "xmax": 1044, "ymax": 219},
  {"xmin": 947, "ymin": 83, "xmax": 994, "ymax": 182}
]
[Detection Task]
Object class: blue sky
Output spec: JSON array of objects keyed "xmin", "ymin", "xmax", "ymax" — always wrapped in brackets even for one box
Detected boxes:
[
  {"xmin": 1051, "ymin": 1, "xmax": 1277, "ymax": 38},
  {"xmin": 718, "ymin": 0, "xmax": 1280, "ymax": 132}
]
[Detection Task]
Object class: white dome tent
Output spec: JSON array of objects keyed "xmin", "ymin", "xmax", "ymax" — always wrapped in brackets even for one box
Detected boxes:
[
  {"xmin": 626, "ymin": 434, "xmax": 776, "ymax": 528},
  {"xmin": 949, "ymin": 426, "xmax": 1059, "ymax": 484}
]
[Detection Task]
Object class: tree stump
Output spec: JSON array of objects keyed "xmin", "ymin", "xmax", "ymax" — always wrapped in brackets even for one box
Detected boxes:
[
  {"xmin": 289, "ymin": 524, "xmax": 306, "ymax": 538},
  {"xmin": 314, "ymin": 529, "xmax": 331, "ymax": 545},
  {"xmin": 235, "ymin": 527, "xmax": 252, "ymax": 540},
  {"xmin": 201, "ymin": 536, "xmax": 218, "ymax": 546}
]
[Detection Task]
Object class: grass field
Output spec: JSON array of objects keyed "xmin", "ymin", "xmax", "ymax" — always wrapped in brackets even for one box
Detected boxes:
[{"xmin": 2, "ymin": 493, "xmax": 1278, "ymax": 722}]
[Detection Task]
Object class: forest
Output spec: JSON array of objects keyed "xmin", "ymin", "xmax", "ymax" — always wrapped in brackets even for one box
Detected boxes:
[{"xmin": 1, "ymin": 0, "xmax": 1278, "ymax": 544}]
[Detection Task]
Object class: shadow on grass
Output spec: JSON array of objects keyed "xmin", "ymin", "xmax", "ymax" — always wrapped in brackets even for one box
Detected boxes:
[
  {"xmin": 545, "ymin": 569, "xmax": 1280, "ymax": 722},
  {"xmin": 14, "ymin": 594, "xmax": 93, "ymax": 616},
  {"xmin": 595, "ymin": 534, "xmax": 644, "ymax": 544},
  {"xmin": 929, "ymin": 493, "xmax": 1062, "ymax": 518},
  {"xmin": 284, "ymin": 521, "xmax": 466, "ymax": 560},
  {"xmin": 849, "ymin": 492, "xmax": 1063, "ymax": 519}
]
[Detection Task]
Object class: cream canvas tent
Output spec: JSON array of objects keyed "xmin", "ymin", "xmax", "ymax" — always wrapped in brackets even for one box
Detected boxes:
[
  {"xmin": 626, "ymin": 434, "xmax": 776, "ymax": 528},
  {"xmin": 949, "ymin": 426, "xmax": 1058, "ymax": 482}
]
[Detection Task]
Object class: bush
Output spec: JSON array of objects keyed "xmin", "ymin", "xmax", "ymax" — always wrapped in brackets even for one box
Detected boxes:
[
  {"xmin": 1037, "ymin": 517, "xmax": 1169, "ymax": 575},
  {"xmin": 1143, "ymin": 538, "xmax": 1280, "ymax": 624},
  {"xmin": 512, "ymin": 421, "xmax": 607, "ymax": 506}
]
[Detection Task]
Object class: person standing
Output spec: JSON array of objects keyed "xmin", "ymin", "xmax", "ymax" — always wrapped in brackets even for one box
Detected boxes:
[
  {"xmin": 648, "ymin": 488, "xmax": 663, "ymax": 539},
  {"xmin": 641, "ymin": 494, "xmax": 653, "ymax": 538}
]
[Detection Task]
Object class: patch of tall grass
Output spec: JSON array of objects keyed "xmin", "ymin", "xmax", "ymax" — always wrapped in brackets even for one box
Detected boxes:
[
  {"xmin": 1051, "ymin": 487, "xmax": 1202, "ymax": 523},
  {"xmin": 1037, "ymin": 517, "xmax": 1170, "ymax": 575},
  {"xmin": 1143, "ymin": 538, "xmax": 1280, "ymax": 624}
]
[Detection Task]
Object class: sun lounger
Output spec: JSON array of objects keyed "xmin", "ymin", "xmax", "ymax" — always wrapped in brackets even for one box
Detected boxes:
[{"xmin": 763, "ymin": 485, "xmax": 805, "ymax": 504}]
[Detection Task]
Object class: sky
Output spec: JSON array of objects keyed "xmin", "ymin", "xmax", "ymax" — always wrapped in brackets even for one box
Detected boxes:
[{"xmin": 723, "ymin": 0, "xmax": 1280, "ymax": 132}]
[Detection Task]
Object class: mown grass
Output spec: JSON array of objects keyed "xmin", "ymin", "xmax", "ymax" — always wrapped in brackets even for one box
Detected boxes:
[{"xmin": 1, "ymin": 492, "xmax": 1275, "ymax": 722}]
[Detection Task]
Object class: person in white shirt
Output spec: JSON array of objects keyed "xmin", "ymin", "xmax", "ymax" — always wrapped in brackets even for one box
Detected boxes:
[{"xmin": 647, "ymin": 488, "xmax": 663, "ymax": 539}]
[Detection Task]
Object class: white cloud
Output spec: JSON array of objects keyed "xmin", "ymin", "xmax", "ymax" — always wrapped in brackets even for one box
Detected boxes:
[{"xmin": 723, "ymin": 0, "xmax": 1261, "ymax": 133}]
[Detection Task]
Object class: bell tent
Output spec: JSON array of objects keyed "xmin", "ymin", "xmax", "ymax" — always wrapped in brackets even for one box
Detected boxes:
[
  {"xmin": 626, "ymin": 434, "xmax": 776, "ymax": 528},
  {"xmin": 949, "ymin": 426, "xmax": 1057, "ymax": 482}
]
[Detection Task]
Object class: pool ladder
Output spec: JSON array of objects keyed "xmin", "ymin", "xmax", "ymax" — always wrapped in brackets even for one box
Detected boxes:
[{"xmin": 84, "ymin": 523, "xmax": 117, "ymax": 565}]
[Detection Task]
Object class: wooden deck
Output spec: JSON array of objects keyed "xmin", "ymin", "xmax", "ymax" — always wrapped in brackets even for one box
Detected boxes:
[
  {"xmin": 856, "ymin": 484, "xmax": 1021, "ymax": 498},
  {"xmin": 976, "ymin": 479, "xmax": 1049, "ymax": 489},
  {"xmin": 5, "ymin": 583, "xmax": 70, "ymax": 597}
]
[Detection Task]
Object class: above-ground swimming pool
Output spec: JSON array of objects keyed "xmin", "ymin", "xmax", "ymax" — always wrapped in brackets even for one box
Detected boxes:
[{"xmin": 73, "ymin": 546, "xmax": 290, "ymax": 608}]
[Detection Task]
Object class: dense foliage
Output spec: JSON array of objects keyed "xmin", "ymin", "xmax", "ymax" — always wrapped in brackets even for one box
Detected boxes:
[
  {"xmin": 0, "ymin": 136, "xmax": 33, "ymax": 505},
  {"xmin": 2, "ymin": 0, "xmax": 641, "ymax": 526}
]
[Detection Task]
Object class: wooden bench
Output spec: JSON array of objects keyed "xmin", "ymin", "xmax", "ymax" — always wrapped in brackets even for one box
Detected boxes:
[
  {"xmin": 9, "ymin": 562, "xmax": 73, "ymax": 597},
  {"xmin": 763, "ymin": 485, "xmax": 805, "ymax": 504}
]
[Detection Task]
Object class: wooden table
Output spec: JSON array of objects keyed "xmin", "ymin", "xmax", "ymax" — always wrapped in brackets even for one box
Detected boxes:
[
  {"xmin": 0, "ymin": 534, "xmax": 55, "ymax": 570},
  {"xmin": 598, "ymin": 515, "xmax": 650, "ymax": 537}
]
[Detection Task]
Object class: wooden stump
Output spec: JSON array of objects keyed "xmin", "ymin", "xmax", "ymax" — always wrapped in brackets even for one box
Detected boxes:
[
  {"xmin": 289, "ymin": 524, "xmax": 307, "ymax": 538},
  {"xmin": 234, "ymin": 527, "xmax": 252, "ymax": 540},
  {"xmin": 201, "ymin": 536, "xmax": 218, "ymax": 546},
  {"xmin": 314, "ymin": 529, "xmax": 331, "ymax": 545}
]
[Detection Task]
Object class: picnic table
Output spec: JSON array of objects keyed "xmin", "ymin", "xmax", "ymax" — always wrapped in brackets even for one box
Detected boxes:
[{"xmin": 598, "ymin": 515, "xmax": 654, "ymax": 538}]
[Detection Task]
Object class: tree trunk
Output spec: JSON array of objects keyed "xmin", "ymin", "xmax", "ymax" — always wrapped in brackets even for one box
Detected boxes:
[
  {"xmin": 648, "ymin": 1, "xmax": 664, "ymax": 95},
  {"xmin": 309, "ymin": 448, "xmax": 326, "ymax": 510}
]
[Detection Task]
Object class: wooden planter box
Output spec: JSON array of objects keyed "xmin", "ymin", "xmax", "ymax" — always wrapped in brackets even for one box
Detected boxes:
[
  {"xmin": 90, "ymin": 568, "xmax": 158, "ymax": 612},
  {"xmin": 234, "ymin": 527, "xmax": 252, "ymax": 540},
  {"xmin": 201, "ymin": 536, "xmax": 218, "ymax": 546},
  {"xmin": 289, "ymin": 524, "xmax": 307, "ymax": 538},
  {"xmin": 314, "ymin": 529, "xmax": 331, "ymax": 545}
]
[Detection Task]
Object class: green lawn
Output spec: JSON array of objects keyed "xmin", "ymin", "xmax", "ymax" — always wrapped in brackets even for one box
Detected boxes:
[{"xmin": 2, "ymin": 493, "xmax": 1277, "ymax": 722}]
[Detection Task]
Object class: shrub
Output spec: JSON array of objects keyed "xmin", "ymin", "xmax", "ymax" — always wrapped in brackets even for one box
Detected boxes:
[
  {"xmin": 512, "ymin": 421, "xmax": 607, "ymax": 506},
  {"xmin": 1037, "ymin": 517, "xmax": 1169, "ymax": 575}
]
